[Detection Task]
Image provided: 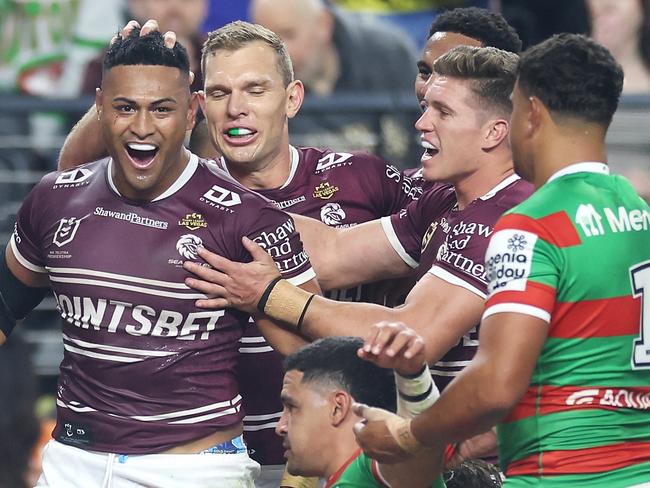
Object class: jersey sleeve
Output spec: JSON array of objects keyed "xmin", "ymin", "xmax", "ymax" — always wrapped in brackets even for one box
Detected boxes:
[
  {"xmin": 381, "ymin": 185, "xmax": 455, "ymax": 269},
  {"xmin": 244, "ymin": 205, "xmax": 316, "ymax": 287},
  {"xmin": 10, "ymin": 183, "xmax": 48, "ymax": 274},
  {"xmin": 376, "ymin": 162, "xmax": 422, "ymax": 214},
  {"xmin": 482, "ymin": 212, "xmax": 561, "ymax": 322}
]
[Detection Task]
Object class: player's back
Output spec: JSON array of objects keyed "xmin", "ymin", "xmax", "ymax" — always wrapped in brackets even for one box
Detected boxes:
[{"xmin": 491, "ymin": 165, "xmax": 650, "ymax": 485}]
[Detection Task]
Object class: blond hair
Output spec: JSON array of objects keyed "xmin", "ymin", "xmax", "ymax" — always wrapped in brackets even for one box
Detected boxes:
[{"xmin": 202, "ymin": 21, "xmax": 294, "ymax": 86}]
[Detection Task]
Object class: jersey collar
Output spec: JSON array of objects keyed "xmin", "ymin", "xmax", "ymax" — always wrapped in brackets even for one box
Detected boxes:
[
  {"xmin": 547, "ymin": 162, "xmax": 609, "ymax": 183},
  {"xmin": 480, "ymin": 173, "xmax": 521, "ymax": 201},
  {"xmin": 326, "ymin": 448, "xmax": 362, "ymax": 488},
  {"xmin": 107, "ymin": 151, "xmax": 198, "ymax": 202}
]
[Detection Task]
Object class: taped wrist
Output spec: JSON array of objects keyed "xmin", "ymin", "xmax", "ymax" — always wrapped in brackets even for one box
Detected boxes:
[
  {"xmin": 257, "ymin": 278, "xmax": 315, "ymax": 330},
  {"xmin": 395, "ymin": 364, "xmax": 439, "ymax": 417},
  {"xmin": 385, "ymin": 416, "xmax": 422, "ymax": 454}
]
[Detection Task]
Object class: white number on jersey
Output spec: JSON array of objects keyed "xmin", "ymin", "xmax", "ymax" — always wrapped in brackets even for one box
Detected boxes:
[{"xmin": 630, "ymin": 260, "xmax": 650, "ymax": 369}]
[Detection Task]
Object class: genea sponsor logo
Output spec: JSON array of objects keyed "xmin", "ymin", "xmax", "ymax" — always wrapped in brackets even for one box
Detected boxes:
[{"xmin": 486, "ymin": 252, "xmax": 529, "ymax": 290}]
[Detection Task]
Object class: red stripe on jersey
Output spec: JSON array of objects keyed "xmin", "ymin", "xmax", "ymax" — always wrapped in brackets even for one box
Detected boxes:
[
  {"xmin": 326, "ymin": 449, "xmax": 361, "ymax": 488},
  {"xmin": 549, "ymin": 295, "xmax": 641, "ymax": 338},
  {"xmin": 485, "ymin": 281, "xmax": 556, "ymax": 313},
  {"xmin": 505, "ymin": 441, "xmax": 650, "ymax": 477},
  {"xmin": 370, "ymin": 459, "xmax": 391, "ymax": 488},
  {"xmin": 504, "ymin": 385, "xmax": 650, "ymax": 423},
  {"xmin": 495, "ymin": 212, "xmax": 581, "ymax": 247}
]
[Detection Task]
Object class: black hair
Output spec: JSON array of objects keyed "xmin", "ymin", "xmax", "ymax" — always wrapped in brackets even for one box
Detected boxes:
[
  {"xmin": 284, "ymin": 336, "xmax": 396, "ymax": 412},
  {"xmin": 444, "ymin": 460, "xmax": 503, "ymax": 488},
  {"xmin": 0, "ymin": 335, "xmax": 39, "ymax": 488},
  {"xmin": 517, "ymin": 33, "xmax": 623, "ymax": 127},
  {"xmin": 103, "ymin": 28, "xmax": 190, "ymax": 74},
  {"xmin": 429, "ymin": 7, "xmax": 522, "ymax": 54}
]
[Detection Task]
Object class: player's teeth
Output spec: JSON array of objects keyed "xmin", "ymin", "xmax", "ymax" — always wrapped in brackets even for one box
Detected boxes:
[
  {"xmin": 227, "ymin": 128, "xmax": 254, "ymax": 136},
  {"xmin": 421, "ymin": 140, "xmax": 437, "ymax": 150},
  {"xmin": 128, "ymin": 143, "xmax": 157, "ymax": 151}
]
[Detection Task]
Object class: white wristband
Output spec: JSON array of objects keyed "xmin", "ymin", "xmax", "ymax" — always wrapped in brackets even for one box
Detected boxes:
[{"xmin": 395, "ymin": 365, "xmax": 439, "ymax": 417}]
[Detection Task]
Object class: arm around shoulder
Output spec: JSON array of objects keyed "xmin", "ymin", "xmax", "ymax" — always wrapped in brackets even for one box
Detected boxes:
[{"xmin": 58, "ymin": 105, "xmax": 107, "ymax": 171}]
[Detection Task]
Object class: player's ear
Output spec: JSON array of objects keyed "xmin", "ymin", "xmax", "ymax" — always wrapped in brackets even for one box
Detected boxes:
[
  {"xmin": 95, "ymin": 87, "xmax": 103, "ymax": 119},
  {"xmin": 286, "ymin": 80, "xmax": 304, "ymax": 119},
  {"xmin": 528, "ymin": 96, "xmax": 546, "ymax": 135},
  {"xmin": 482, "ymin": 118, "xmax": 509, "ymax": 150},
  {"xmin": 330, "ymin": 390, "xmax": 351, "ymax": 427},
  {"xmin": 187, "ymin": 91, "xmax": 200, "ymax": 130}
]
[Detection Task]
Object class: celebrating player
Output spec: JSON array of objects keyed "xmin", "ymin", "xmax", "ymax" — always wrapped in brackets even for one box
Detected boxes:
[
  {"xmin": 354, "ymin": 34, "xmax": 650, "ymax": 487},
  {"xmin": 1, "ymin": 30, "xmax": 319, "ymax": 487}
]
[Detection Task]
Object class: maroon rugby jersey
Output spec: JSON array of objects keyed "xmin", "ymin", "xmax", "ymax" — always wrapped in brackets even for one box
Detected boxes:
[
  {"xmin": 11, "ymin": 154, "xmax": 314, "ymax": 454},
  {"xmin": 382, "ymin": 174, "xmax": 533, "ymax": 389},
  {"xmin": 217, "ymin": 146, "xmax": 418, "ymax": 466}
]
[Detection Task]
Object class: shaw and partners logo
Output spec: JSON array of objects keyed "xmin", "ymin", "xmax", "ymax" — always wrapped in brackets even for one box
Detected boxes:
[{"xmin": 94, "ymin": 207, "xmax": 168, "ymax": 229}]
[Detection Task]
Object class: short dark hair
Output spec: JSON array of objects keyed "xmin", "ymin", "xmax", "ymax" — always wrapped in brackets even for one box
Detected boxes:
[
  {"xmin": 517, "ymin": 33, "xmax": 623, "ymax": 126},
  {"xmin": 284, "ymin": 336, "xmax": 396, "ymax": 412},
  {"xmin": 429, "ymin": 7, "xmax": 522, "ymax": 54},
  {"xmin": 103, "ymin": 28, "xmax": 190, "ymax": 75},
  {"xmin": 444, "ymin": 460, "xmax": 503, "ymax": 488},
  {"xmin": 434, "ymin": 46, "xmax": 518, "ymax": 116}
]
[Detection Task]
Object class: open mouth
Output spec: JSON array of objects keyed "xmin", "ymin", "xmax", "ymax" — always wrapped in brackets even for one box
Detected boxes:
[
  {"xmin": 125, "ymin": 142, "xmax": 159, "ymax": 169},
  {"xmin": 421, "ymin": 140, "xmax": 439, "ymax": 160},
  {"xmin": 223, "ymin": 127, "xmax": 257, "ymax": 144}
]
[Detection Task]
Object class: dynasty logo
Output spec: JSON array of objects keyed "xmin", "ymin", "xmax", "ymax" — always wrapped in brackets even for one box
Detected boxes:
[
  {"xmin": 178, "ymin": 213, "xmax": 208, "ymax": 231},
  {"xmin": 313, "ymin": 182, "xmax": 340, "ymax": 200}
]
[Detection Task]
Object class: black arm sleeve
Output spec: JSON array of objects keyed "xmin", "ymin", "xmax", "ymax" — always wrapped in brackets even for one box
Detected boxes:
[{"xmin": 0, "ymin": 254, "xmax": 48, "ymax": 338}]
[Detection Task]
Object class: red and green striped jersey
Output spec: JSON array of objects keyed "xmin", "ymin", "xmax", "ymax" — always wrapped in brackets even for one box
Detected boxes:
[
  {"xmin": 325, "ymin": 449, "xmax": 446, "ymax": 488},
  {"xmin": 482, "ymin": 163, "xmax": 650, "ymax": 486}
]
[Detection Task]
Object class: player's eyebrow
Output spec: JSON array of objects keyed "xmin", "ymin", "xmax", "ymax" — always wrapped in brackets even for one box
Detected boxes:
[
  {"xmin": 431, "ymin": 99, "xmax": 456, "ymax": 114},
  {"xmin": 112, "ymin": 97, "xmax": 177, "ymax": 105}
]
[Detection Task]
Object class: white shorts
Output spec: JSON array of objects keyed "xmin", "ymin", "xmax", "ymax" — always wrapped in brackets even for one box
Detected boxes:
[
  {"xmin": 254, "ymin": 464, "xmax": 284, "ymax": 488},
  {"xmin": 36, "ymin": 439, "xmax": 261, "ymax": 488}
]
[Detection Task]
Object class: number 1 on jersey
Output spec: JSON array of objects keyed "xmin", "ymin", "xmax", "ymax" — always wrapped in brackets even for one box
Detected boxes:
[{"xmin": 630, "ymin": 261, "xmax": 650, "ymax": 369}]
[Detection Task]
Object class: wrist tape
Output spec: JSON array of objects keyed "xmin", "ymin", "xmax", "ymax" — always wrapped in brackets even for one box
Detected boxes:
[
  {"xmin": 257, "ymin": 278, "xmax": 315, "ymax": 330},
  {"xmin": 395, "ymin": 364, "xmax": 439, "ymax": 417},
  {"xmin": 385, "ymin": 416, "xmax": 422, "ymax": 454}
]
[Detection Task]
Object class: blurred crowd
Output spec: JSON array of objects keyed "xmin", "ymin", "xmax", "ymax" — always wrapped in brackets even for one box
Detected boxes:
[{"xmin": 1, "ymin": 2, "xmax": 650, "ymax": 487}]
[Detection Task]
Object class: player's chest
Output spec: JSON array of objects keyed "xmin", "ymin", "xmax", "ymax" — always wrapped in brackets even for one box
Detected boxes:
[{"xmin": 269, "ymin": 177, "xmax": 377, "ymax": 228}]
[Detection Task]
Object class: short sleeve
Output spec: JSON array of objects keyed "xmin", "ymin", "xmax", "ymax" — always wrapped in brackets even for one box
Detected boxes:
[
  {"xmin": 245, "ymin": 206, "xmax": 315, "ymax": 286},
  {"xmin": 382, "ymin": 185, "xmax": 455, "ymax": 268},
  {"xmin": 11, "ymin": 186, "xmax": 47, "ymax": 273},
  {"xmin": 482, "ymin": 213, "xmax": 560, "ymax": 323}
]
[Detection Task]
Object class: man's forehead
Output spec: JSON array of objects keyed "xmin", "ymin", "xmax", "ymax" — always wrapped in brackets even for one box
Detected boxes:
[
  {"xmin": 204, "ymin": 43, "xmax": 283, "ymax": 82},
  {"xmin": 103, "ymin": 65, "xmax": 189, "ymax": 94},
  {"xmin": 424, "ymin": 31, "xmax": 483, "ymax": 61},
  {"xmin": 282, "ymin": 370, "xmax": 305, "ymax": 391}
]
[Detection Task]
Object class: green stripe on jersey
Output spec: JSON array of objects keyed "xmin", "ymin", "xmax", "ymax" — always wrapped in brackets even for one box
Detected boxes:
[
  {"xmin": 532, "ymin": 336, "xmax": 647, "ymax": 387},
  {"xmin": 499, "ymin": 409, "xmax": 650, "ymax": 466},
  {"xmin": 503, "ymin": 461, "xmax": 650, "ymax": 488}
]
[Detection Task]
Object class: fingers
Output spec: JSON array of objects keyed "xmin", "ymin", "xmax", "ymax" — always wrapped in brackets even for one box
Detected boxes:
[
  {"xmin": 183, "ymin": 259, "xmax": 230, "ymax": 285},
  {"xmin": 352, "ymin": 402, "xmax": 368, "ymax": 419},
  {"xmin": 194, "ymin": 246, "xmax": 237, "ymax": 273},
  {"xmin": 119, "ymin": 20, "xmax": 140, "ymax": 41},
  {"xmin": 140, "ymin": 19, "xmax": 160, "ymax": 36},
  {"xmin": 195, "ymin": 297, "xmax": 230, "ymax": 309},
  {"xmin": 242, "ymin": 236, "xmax": 275, "ymax": 263},
  {"xmin": 163, "ymin": 31, "xmax": 177, "ymax": 48}
]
